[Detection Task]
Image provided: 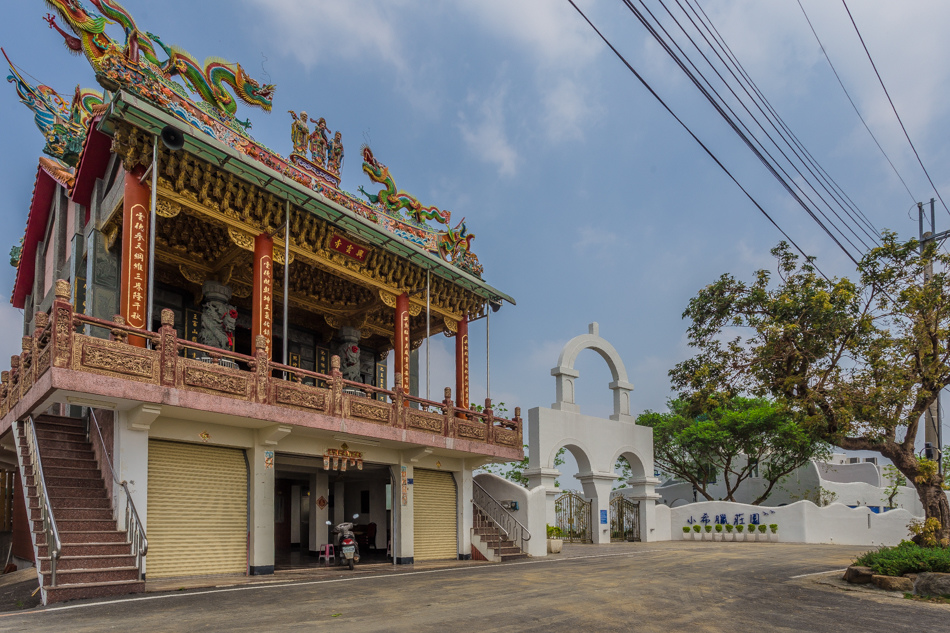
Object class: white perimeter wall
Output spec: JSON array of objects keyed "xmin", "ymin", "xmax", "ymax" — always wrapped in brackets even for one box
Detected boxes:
[{"xmin": 670, "ymin": 500, "xmax": 916, "ymax": 547}]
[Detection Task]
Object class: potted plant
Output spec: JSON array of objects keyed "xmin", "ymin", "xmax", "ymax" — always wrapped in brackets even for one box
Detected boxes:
[
  {"xmin": 736, "ymin": 524, "xmax": 745, "ymax": 541},
  {"xmin": 714, "ymin": 523, "xmax": 723, "ymax": 541},
  {"xmin": 692, "ymin": 524, "xmax": 701, "ymax": 540},
  {"xmin": 756, "ymin": 524, "xmax": 767, "ymax": 541},
  {"xmin": 724, "ymin": 523, "xmax": 734, "ymax": 541},
  {"xmin": 547, "ymin": 524, "xmax": 564, "ymax": 554},
  {"xmin": 768, "ymin": 524, "xmax": 778, "ymax": 542},
  {"xmin": 682, "ymin": 525, "xmax": 692, "ymax": 541},
  {"xmin": 702, "ymin": 524, "xmax": 712, "ymax": 541}
]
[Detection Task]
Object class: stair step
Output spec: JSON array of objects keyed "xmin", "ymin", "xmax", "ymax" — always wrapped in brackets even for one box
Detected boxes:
[
  {"xmin": 35, "ymin": 414, "xmax": 85, "ymax": 427},
  {"xmin": 36, "ymin": 530, "xmax": 129, "ymax": 545},
  {"xmin": 44, "ymin": 579, "xmax": 145, "ymax": 604},
  {"xmin": 42, "ymin": 466, "xmax": 102, "ymax": 480},
  {"xmin": 22, "ymin": 447, "xmax": 94, "ymax": 460},
  {"xmin": 39, "ymin": 554, "xmax": 137, "ymax": 572},
  {"xmin": 32, "ymin": 506, "xmax": 114, "ymax": 521},
  {"xmin": 36, "ymin": 429, "xmax": 89, "ymax": 443},
  {"xmin": 500, "ymin": 553, "xmax": 528, "ymax": 562},
  {"xmin": 41, "ymin": 566, "xmax": 140, "ymax": 586},
  {"xmin": 29, "ymin": 476, "xmax": 104, "ymax": 490},
  {"xmin": 34, "ymin": 519, "xmax": 117, "ymax": 532},
  {"xmin": 40, "ymin": 456, "xmax": 99, "ymax": 470},
  {"xmin": 36, "ymin": 438, "xmax": 93, "ymax": 452},
  {"xmin": 39, "ymin": 542, "xmax": 133, "ymax": 558},
  {"xmin": 32, "ymin": 495, "xmax": 110, "ymax": 509}
]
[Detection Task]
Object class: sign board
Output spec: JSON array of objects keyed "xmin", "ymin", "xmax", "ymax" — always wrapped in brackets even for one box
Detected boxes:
[{"xmin": 600, "ymin": 509, "xmax": 608, "ymax": 525}]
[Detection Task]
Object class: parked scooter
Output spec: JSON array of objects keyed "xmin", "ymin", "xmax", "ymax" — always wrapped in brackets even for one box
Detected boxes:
[{"xmin": 327, "ymin": 514, "xmax": 361, "ymax": 570}]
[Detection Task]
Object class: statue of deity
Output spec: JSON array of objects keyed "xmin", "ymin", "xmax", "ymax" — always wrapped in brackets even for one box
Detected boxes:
[
  {"xmin": 337, "ymin": 326, "xmax": 362, "ymax": 382},
  {"xmin": 309, "ymin": 117, "xmax": 329, "ymax": 166},
  {"xmin": 327, "ymin": 131, "xmax": 344, "ymax": 173},
  {"xmin": 288, "ymin": 110, "xmax": 309, "ymax": 156},
  {"xmin": 198, "ymin": 282, "xmax": 238, "ymax": 350}
]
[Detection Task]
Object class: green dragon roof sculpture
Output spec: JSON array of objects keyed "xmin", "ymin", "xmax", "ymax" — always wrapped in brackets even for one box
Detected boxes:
[{"xmin": 28, "ymin": 0, "xmax": 484, "ymax": 278}]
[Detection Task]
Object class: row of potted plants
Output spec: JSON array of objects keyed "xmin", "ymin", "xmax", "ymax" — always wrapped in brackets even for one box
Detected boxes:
[{"xmin": 682, "ymin": 523, "xmax": 778, "ymax": 541}]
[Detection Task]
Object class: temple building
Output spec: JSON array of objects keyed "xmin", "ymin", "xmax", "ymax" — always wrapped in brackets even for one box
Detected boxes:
[{"xmin": 0, "ymin": 0, "xmax": 520, "ymax": 604}]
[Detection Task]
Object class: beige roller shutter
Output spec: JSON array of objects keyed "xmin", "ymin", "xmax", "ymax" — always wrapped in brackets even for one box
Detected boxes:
[
  {"xmin": 413, "ymin": 469, "xmax": 457, "ymax": 561},
  {"xmin": 147, "ymin": 440, "xmax": 247, "ymax": 578}
]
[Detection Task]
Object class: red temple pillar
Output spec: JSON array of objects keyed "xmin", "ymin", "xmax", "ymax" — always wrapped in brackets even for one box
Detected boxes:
[
  {"xmin": 252, "ymin": 233, "xmax": 274, "ymax": 358},
  {"xmin": 394, "ymin": 292, "xmax": 410, "ymax": 390},
  {"xmin": 455, "ymin": 315, "xmax": 469, "ymax": 410},
  {"xmin": 119, "ymin": 165, "xmax": 150, "ymax": 347}
]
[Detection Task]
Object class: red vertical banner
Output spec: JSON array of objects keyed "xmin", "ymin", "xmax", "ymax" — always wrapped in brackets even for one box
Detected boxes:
[
  {"xmin": 253, "ymin": 233, "xmax": 274, "ymax": 358},
  {"xmin": 455, "ymin": 315, "xmax": 469, "ymax": 410},
  {"xmin": 395, "ymin": 292, "xmax": 410, "ymax": 390},
  {"xmin": 120, "ymin": 165, "xmax": 150, "ymax": 347}
]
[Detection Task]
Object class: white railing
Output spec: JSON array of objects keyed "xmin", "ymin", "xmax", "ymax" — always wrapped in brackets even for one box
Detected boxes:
[
  {"xmin": 87, "ymin": 409, "xmax": 148, "ymax": 579},
  {"xmin": 472, "ymin": 480, "xmax": 531, "ymax": 553},
  {"xmin": 15, "ymin": 416, "xmax": 62, "ymax": 586}
]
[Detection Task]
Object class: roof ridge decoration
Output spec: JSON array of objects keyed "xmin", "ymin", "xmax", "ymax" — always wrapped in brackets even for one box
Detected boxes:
[
  {"xmin": 39, "ymin": 0, "xmax": 485, "ymax": 278},
  {"xmin": 4, "ymin": 49, "xmax": 103, "ymax": 166}
]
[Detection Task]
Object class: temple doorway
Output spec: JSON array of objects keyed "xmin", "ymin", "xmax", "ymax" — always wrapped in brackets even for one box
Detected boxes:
[{"xmin": 274, "ymin": 454, "xmax": 392, "ymax": 570}]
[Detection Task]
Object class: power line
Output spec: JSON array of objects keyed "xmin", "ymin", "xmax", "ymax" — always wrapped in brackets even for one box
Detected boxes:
[
  {"xmin": 795, "ymin": 0, "xmax": 917, "ymax": 208},
  {"xmin": 618, "ymin": 0, "xmax": 862, "ymax": 265},
  {"xmin": 656, "ymin": 0, "xmax": 880, "ymax": 252},
  {"xmin": 565, "ymin": 0, "xmax": 832, "ymax": 281},
  {"xmin": 840, "ymin": 0, "xmax": 950, "ymax": 218},
  {"xmin": 688, "ymin": 0, "xmax": 882, "ymax": 242}
]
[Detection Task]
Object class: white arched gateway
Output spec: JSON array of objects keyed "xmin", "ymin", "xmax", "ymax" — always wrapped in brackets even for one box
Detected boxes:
[{"xmin": 525, "ymin": 323, "xmax": 660, "ymax": 544}]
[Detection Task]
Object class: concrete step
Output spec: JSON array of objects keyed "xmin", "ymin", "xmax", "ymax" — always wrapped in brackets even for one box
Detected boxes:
[
  {"xmin": 35, "ymin": 414, "xmax": 85, "ymax": 428},
  {"xmin": 41, "ymin": 566, "xmax": 140, "ymax": 587},
  {"xmin": 500, "ymin": 553, "xmax": 528, "ymax": 562},
  {"xmin": 22, "ymin": 446, "xmax": 93, "ymax": 460},
  {"xmin": 38, "ymin": 554, "xmax": 137, "ymax": 572},
  {"xmin": 33, "ymin": 519, "xmax": 117, "ymax": 533},
  {"xmin": 35, "ymin": 456, "xmax": 99, "ymax": 470},
  {"xmin": 44, "ymin": 476, "xmax": 105, "ymax": 490},
  {"xmin": 44, "ymin": 579, "xmax": 145, "ymax": 604},
  {"xmin": 35, "ymin": 428, "xmax": 88, "ymax": 443},
  {"xmin": 35, "ymin": 438, "xmax": 93, "ymax": 453},
  {"xmin": 32, "ymin": 494, "xmax": 110, "ymax": 509},
  {"xmin": 42, "ymin": 465, "xmax": 102, "ymax": 480}
]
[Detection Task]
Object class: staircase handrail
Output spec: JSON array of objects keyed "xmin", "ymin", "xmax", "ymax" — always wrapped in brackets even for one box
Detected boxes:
[
  {"xmin": 87, "ymin": 409, "xmax": 148, "ymax": 578},
  {"xmin": 472, "ymin": 480, "xmax": 531, "ymax": 553},
  {"xmin": 19, "ymin": 416, "xmax": 62, "ymax": 587}
]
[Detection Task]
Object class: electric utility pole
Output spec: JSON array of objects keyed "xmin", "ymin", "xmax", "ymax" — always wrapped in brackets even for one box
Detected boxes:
[{"xmin": 919, "ymin": 198, "xmax": 945, "ymax": 474}]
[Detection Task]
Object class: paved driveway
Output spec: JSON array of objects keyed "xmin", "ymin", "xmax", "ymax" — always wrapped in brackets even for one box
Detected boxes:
[{"xmin": 1, "ymin": 542, "xmax": 947, "ymax": 632}]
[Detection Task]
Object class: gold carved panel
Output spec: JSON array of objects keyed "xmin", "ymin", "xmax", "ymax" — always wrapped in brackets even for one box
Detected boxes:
[
  {"xmin": 274, "ymin": 383, "xmax": 328, "ymax": 411},
  {"xmin": 348, "ymin": 399, "xmax": 391, "ymax": 424},
  {"xmin": 181, "ymin": 361, "xmax": 250, "ymax": 398},
  {"xmin": 455, "ymin": 421, "xmax": 486, "ymax": 441},
  {"xmin": 72, "ymin": 335, "xmax": 160, "ymax": 384},
  {"xmin": 407, "ymin": 412, "xmax": 443, "ymax": 434}
]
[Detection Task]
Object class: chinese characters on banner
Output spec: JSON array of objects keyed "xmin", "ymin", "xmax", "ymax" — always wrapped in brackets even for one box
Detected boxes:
[
  {"xmin": 688, "ymin": 509, "xmax": 776, "ymax": 526},
  {"xmin": 125, "ymin": 203, "xmax": 149, "ymax": 329},
  {"xmin": 329, "ymin": 234, "xmax": 369, "ymax": 262},
  {"xmin": 185, "ymin": 309, "xmax": 200, "ymax": 358},
  {"xmin": 253, "ymin": 232, "xmax": 274, "ymax": 359}
]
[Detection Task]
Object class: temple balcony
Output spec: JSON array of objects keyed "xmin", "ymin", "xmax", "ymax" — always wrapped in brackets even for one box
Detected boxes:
[{"xmin": 0, "ymin": 281, "xmax": 523, "ymax": 461}]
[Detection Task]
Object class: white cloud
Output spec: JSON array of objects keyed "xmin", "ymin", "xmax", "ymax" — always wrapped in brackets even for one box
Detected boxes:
[
  {"xmin": 458, "ymin": 85, "xmax": 519, "ymax": 177},
  {"xmin": 243, "ymin": 0, "xmax": 411, "ymax": 72},
  {"xmin": 541, "ymin": 77, "xmax": 593, "ymax": 143},
  {"xmin": 456, "ymin": 0, "xmax": 600, "ymax": 69}
]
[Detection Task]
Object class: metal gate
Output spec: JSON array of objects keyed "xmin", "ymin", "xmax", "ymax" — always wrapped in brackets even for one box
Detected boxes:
[
  {"xmin": 610, "ymin": 496, "xmax": 641, "ymax": 542},
  {"xmin": 555, "ymin": 491, "xmax": 591, "ymax": 543}
]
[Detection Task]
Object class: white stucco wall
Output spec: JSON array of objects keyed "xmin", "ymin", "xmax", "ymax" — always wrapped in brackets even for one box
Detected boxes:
[
  {"xmin": 671, "ymin": 500, "xmax": 916, "ymax": 546},
  {"xmin": 473, "ymin": 473, "xmax": 547, "ymax": 557}
]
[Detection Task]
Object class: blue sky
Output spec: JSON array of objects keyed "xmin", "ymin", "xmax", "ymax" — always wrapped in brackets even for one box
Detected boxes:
[{"xmin": 1, "ymin": 0, "xmax": 949, "ymax": 458}]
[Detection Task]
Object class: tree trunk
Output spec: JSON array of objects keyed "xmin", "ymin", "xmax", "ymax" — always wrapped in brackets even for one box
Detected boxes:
[{"xmin": 913, "ymin": 479, "xmax": 950, "ymax": 544}]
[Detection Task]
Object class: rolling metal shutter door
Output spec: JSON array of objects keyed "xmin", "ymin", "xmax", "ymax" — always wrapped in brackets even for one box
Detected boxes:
[
  {"xmin": 413, "ymin": 469, "xmax": 457, "ymax": 561},
  {"xmin": 147, "ymin": 440, "xmax": 247, "ymax": 578}
]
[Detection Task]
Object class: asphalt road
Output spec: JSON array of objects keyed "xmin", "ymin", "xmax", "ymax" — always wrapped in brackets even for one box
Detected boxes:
[{"xmin": 1, "ymin": 542, "xmax": 947, "ymax": 632}]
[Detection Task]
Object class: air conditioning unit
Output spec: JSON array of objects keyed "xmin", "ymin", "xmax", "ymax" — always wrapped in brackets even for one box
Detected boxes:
[
  {"xmin": 848, "ymin": 457, "xmax": 861, "ymax": 464},
  {"xmin": 863, "ymin": 458, "xmax": 878, "ymax": 465}
]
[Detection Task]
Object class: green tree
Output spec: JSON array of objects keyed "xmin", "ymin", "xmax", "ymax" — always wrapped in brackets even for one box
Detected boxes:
[
  {"xmin": 882, "ymin": 465, "xmax": 907, "ymax": 508},
  {"xmin": 670, "ymin": 235, "xmax": 950, "ymax": 540},
  {"xmin": 638, "ymin": 397, "xmax": 828, "ymax": 504}
]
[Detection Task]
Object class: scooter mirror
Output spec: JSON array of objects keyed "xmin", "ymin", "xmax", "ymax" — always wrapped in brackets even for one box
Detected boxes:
[
  {"xmin": 326, "ymin": 520, "xmax": 332, "ymax": 525},
  {"xmin": 353, "ymin": 514, "xmax": 359, "ymax": 520}
]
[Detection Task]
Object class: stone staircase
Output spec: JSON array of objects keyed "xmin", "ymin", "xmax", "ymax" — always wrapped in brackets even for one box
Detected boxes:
[
  {"xmin": 17, "ymin": 414, "xmax": 144, "ymax": 604},
  {"xmin": 471, "ymin": 507, "xmax": 527, "ymax": 562}
]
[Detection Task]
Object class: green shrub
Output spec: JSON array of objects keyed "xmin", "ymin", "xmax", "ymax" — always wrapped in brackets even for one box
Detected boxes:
[
  {"xmin": 546, "ymin": 524, "xmax": 563, "ymax": 539},
  {"xmin": 704, "ymin": 525, "xmax": 712, "ymax": 532},
  {"xmin": 692, "ymin": 525, "xmax": 701, "ymax": 533},
  {"xmin": 725, "ymin": 524, "xmax": 734, "ymax": 533},
  {"xmin": 854, "ymin": 541, "xmax": 950, "ymax": 577},
  {"xmin": 682, "ymin": 526, "xmax": 691, "ymax": 533},
  {"xmin": 715, "ymin": 523, "xmax": 723, "ymax": 532},
  {"xmin": 757, "ymin": 524, "xmax": 767, "ymax": 533},
  {"xmin": 736, "ymin": 524, "xmax": 744, "ymax": 533},
  {"xmin": 769, "ymin": 524, "xmax": 778, "ymax": 533}
]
